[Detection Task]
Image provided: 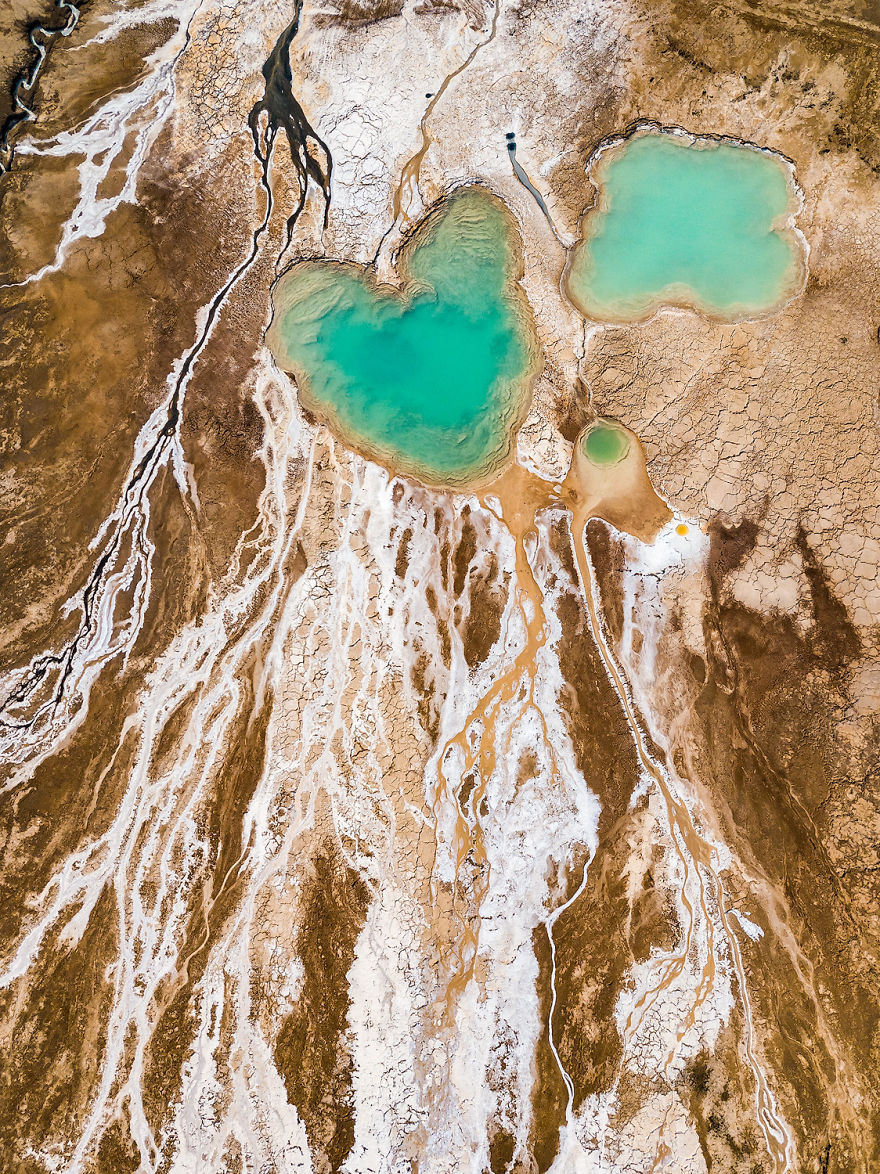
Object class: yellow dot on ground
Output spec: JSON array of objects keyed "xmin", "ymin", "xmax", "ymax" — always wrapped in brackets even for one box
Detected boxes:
[{"xmin": 676, "ymin": 523, "xmax": 689, "ymax": 536}]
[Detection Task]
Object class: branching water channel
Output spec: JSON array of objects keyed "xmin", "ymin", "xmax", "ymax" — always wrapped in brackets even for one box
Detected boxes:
[{"xmin": 0, "ymin": 0, "xmax": 82, "ymax": 175}]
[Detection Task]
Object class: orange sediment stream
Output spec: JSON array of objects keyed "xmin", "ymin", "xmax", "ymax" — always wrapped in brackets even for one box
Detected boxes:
[
  {"xmin": 432, "ymin": 463, "xmax": 564, "ymax": 1021},
  {"xmin": 391, "ymin": 2, "xmax": 500, "ymax": 227},
  {"xmin": 429, "ymin": 423, "xmax": 792, "ymax": 1169}
]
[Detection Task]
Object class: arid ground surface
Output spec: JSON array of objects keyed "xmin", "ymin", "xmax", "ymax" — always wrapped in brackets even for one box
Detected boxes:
[{"xmin": 1, "ymin": 0, "xmax": 880, "ymax": 1171}]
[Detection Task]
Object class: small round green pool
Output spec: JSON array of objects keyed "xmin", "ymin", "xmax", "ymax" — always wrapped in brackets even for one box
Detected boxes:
[{"xmin": 583, "ymin": 422, "xmax": 630, "ymax": 465}]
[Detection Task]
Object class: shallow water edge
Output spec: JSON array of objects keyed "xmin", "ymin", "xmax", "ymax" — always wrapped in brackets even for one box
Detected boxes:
[
  {"xmin": 267, "ymin": 185, "xmax": 544, "ymax": 490},
  {"xmin": 563, "ymin": 120, "xmax": 808, "ymax": 326}
]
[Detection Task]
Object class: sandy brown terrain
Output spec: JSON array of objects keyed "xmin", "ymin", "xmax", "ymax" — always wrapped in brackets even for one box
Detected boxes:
[{"xmin": 0, "ymin": 0, "xmax": 878, "ymax": 1170}]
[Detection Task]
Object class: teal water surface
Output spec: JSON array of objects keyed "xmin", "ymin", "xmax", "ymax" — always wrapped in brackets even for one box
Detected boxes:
[
  {"xmin": 567, "ymin": 132, "xmax": 802, "ymax": 322},
  {"xmin": 268, "ymin": 189, "xmax": 538, "ymax": 484},
  {"xmin": 583, "ymin": 421, "xmax": 630, "ymax": 465}
]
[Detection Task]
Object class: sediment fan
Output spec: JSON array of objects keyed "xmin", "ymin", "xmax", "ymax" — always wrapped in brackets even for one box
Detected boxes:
[{"xmin": 0, "ymin": 0, "xmax": 877, "ymax": 1169}]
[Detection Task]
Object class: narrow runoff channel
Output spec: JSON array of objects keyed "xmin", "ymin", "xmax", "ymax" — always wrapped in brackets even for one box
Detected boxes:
[
  {"xmin": 426, "ymin": 420, "xmax": 795, "ymax": 1169},
  {"xmin": 566, "ymin": 482, "xmax": 795, "ymax": 1170}
]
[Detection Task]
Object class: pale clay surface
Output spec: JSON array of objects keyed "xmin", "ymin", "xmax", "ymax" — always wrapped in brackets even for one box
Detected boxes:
[{"xmin": 1, "ymin": 0, "xmax": 879, "ymax": 1170}]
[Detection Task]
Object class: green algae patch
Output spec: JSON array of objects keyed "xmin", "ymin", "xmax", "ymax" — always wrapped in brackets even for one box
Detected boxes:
[
  {"xmin": 566, "ymin": 130, "xmax": 805, "ymax": 323},
  {"xmin": 583, "ymin": 421, "xmax": 630, "ymax": 466},
  {"xmin": 268, "ymin": 188, "xmax": 541, "ymax": 486}
]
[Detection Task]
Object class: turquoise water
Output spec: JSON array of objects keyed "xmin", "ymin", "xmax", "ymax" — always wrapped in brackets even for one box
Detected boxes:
[
  {"xmin": 567, "ymin": 132, "xmax": 802, "ymax": 322},
  {"xmin": 268, "ymin": 189, "xmax": 538, "ymax": 484},
  {"xmin": 583, "ymin": 421, "xmax": 630, "ymax": 465}
]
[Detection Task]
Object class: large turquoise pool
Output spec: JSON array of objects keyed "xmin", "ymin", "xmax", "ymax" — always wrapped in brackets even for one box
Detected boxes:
[
  {"xmin": 267, "ymin": 188, "xmax": 539, "ymax": 485},
  {"xmin": 566, "ymin": 131, "xmax": 803, "ymax": 323}
]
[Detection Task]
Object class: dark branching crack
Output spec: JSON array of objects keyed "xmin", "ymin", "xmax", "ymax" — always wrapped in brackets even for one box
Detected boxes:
[{"xmin": 248, "ymin": 0, "xmax": 333, "ymax": 249}]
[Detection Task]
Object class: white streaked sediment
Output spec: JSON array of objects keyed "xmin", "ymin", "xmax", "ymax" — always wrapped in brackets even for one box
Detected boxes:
[{"xmin": 9, "ymin": 1, "xmax": 202, "ymax": 287}]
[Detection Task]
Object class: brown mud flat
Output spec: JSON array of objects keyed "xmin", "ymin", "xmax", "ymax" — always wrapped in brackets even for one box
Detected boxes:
[
  {"xmin": 694, "ymin": 517, "xmax": 880, "ymax": 1168},
  {"xmin": 274, "ymin": 839, "xmax": 370, "ymax": 1174},
  {"xmin": 1, "ymin": 0, "xmax": 880, "ymax": 1166}
]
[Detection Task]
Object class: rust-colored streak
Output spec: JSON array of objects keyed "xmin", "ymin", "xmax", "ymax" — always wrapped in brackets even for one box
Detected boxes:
[
  {"xmin": 142, "ymin": 671, "xmax": 274, "ymax": 1138},
  {"xmin": 462, "ymin": 560, "xmax": 505, "ymax": 669},
  {"xmin": 551, "ymin": 585, "xmax": 641, "ymax": 1102},
  {"xmin": 529, "ymin": 924, "xmax": 568, "ymax": 1171}
]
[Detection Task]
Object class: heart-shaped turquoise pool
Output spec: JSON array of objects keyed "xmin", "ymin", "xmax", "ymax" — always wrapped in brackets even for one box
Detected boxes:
[{"xmin": 268, "ymin": 188, "xmax": 541, "ymax": 486}]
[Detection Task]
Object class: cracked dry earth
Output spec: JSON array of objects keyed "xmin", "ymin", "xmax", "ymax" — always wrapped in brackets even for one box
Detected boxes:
[{"xmin": 1, "ymin": 0, "xmax": 880, "ymax": 1170}]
